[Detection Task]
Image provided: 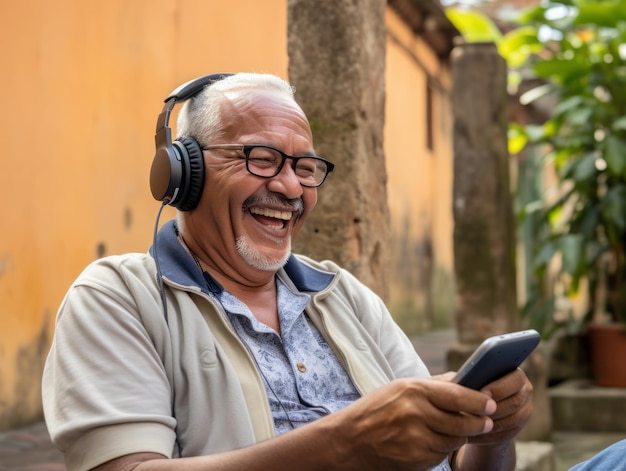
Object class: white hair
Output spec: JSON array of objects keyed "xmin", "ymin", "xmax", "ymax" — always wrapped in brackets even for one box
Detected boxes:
[{"xmin": 176, "ymin": 73, "xmax": 296, "ymax": 146}]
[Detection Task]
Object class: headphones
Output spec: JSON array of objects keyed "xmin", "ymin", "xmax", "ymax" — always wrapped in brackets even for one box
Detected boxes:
[{"xmin": 150, "ymin": 73, "xmax": 233, "ymax": 211}]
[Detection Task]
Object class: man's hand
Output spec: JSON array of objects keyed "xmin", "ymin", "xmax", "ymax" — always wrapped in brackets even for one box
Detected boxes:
[
  {"xmin": 468, "ymin": 368, "xmax": 533, "ymax": 446},
  {"xmin": 326, "ymin": 377, "xmax": 498, "ymax": 470},
  {"xmin": 448, "ymin": 368, "xmax": 534, "ymax": 471}
]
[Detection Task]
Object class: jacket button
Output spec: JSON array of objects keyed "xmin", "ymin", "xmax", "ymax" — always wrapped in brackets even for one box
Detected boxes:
[{"xmin": 296, "ymin": 362, "xmax": 307, "ymax": 373}]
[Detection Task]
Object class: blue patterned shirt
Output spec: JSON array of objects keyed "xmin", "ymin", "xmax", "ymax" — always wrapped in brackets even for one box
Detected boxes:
[{"xmin": 218, "ymin": 277, "xmax": 361, "ymax": 435}]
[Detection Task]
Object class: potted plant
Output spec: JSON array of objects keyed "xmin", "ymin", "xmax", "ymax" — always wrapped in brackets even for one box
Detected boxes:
[{"xmin": 500, "ymin": 0, "xmax": 626, "ymax": 386}]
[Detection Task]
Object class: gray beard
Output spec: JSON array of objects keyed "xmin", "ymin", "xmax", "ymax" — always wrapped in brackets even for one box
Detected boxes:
[{"xmin": 235, "ymin": 236, "xmax": 291, "ymax": 272}]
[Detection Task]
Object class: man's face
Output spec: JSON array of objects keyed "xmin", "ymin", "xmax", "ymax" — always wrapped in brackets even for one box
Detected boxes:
[{"xmin": 188, "ymin": 89, "xmax": 318, "ymax": 273}]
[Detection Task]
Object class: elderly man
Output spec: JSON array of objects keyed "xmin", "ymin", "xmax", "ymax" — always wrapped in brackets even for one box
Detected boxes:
[{"xmin": 43, "ymin": 72, "xmax": 533, "ymax": 471}]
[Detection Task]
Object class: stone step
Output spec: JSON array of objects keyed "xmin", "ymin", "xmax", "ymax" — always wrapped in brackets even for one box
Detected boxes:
[
  {"xmin": 516, "ymin": 441, "xmax": 556, "ymax": 471},
  {"xmin": 550, "ymin": 379, "xmax": 626, "ymax": 432}
]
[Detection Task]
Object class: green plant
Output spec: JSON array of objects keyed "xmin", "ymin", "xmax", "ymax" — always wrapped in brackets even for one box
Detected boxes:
[{"xmin": 448, "ymin": 0, "xmax": 626, "ymax": 336}]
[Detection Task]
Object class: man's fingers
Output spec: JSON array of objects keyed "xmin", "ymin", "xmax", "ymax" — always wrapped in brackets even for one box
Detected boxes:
[
  {"xmin": 427, "ymin": 379, "xmax": 497, "ymax": 416},
  {"xmin": 481, "ymin": 368, "xmax": 527, "ymax": 402},
  {"xmin": 427, "ymin": 409, "xmax": 494, "ymax": 437}
]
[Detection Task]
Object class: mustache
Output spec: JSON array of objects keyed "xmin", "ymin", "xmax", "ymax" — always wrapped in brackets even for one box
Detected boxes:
[{"xmin": 242, "ymin": 194, "xmax": 304, "ymax": 218}]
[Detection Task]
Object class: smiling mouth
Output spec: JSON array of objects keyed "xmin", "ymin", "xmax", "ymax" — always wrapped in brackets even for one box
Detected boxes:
[
  {"xmin": 249, "ymin": 207, "xmax": 292, "ymax": 228},
  {"xmin": 243, "ymin": 194, "xmax": 304, "ymax": 230}
]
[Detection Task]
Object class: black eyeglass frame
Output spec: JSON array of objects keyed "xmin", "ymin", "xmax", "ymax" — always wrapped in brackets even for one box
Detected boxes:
[{"xmin": 202, "ymin": 144, "xmax": 335, "ymax": 187}]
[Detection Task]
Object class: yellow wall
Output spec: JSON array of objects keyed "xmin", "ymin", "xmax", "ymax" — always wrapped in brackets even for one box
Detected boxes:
[
  {"xmin": 0, "ymin": 0, "xmax": 454, "ymax": 428},
  {"xmin": 1, "ymin": 0, "xmax": 288, "ymax": 428},
  {"xmin": 385, "ymin": 9, "xmax": 455, "ymax": 331}
]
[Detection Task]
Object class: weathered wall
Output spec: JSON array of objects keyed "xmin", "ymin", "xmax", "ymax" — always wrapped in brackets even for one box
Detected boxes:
[
  {"xmin": 0, "ymin": 0, "xmax": 288, "ymax": 429},
  {"xmin": 384, "ymin": 9, "xmax": 456, "ymax": 332}
]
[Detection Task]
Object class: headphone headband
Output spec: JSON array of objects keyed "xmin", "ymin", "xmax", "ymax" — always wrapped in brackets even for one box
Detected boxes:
[{"xmin": 165, "ymin": 73, "xmax": 232, "ymax": 102}]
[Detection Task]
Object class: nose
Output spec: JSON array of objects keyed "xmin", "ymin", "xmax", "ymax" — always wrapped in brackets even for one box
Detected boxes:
[{"xmin": 266, "ymin": 158, "xmax": 304, "ymax": 198}]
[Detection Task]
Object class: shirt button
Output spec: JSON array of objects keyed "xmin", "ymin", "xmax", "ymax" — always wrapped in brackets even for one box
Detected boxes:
[{"xmin": 296, "ymin": 362, "xmax": 307, "ymax": 373}]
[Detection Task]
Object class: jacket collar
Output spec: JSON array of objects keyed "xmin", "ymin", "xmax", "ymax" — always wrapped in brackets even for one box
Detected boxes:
[{"xmin": 149, "ymin": 219, "xmax": 335, "ymax": 294}]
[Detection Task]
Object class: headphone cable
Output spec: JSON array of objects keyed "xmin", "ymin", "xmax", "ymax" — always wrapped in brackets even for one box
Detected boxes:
[
  {"xmin": 152, "ymin": 198, "xmax": 183, "ymax": 454},
  {"xmin": 153, "ymin": 199, "xmax": 170, "ymax": 325}
]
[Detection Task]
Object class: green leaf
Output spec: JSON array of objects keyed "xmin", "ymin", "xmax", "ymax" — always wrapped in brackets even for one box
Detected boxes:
[
  {"xmin": 603, "ymin": 135, "xmax": 626, "ymax": 176},
  {"xmin": 558, "ymin": 234, "xmax": 584, "ymax": 275},
  {"xmin": 612, "ymin": 116, "xmax": 626, "ymax": 131},
  {"xmin": 525, "ymin": 124, "xmax": 548, "ymax": 143},
  {"xmin": 507, "ymin": 69, "xmax": 523, "ymax": 90},
  {"xmin": 508, "ymin": 124, "xmax": 528, "ymax": 154},
  {"xmin": 553, "ymin": 148, "xmax": 574, "ymax": 170},
  {"xmin": 573, "ymin": 204, "xmax": 600, "ymax": 239},
  {"xmin": 533, "ymin": 57, "xmax": 589, "ymax": 83},
  {"xmin": 516, "ymin": 4, "xmax": 548, "ymax": 25},
  {"xmin": 445, "ymin": 8, "xmax": 503, "ymax": 43},
  {"xmin": 554, "ymin": 96, "xmax": 585, "ymax": 116},
  {"xmin": 575, "ymin": 0, "xmax": 626, "ymax": 28},
  {"xmin": 543, "ymin": 120, "xmax": 559, "ymax": 138},
  {"xmin": 534, "ymin": 240, "xmax": 557, "ymax": 271},
  {"xmin": 574, "ymin": 152, "xmax": 597, "ymax": 181},
  {"xmin": 602, "ymin": 185, "xmax": 626, "ymax": 233},
  {"xmin": 523, "ymin": 200, "xmax": 545, "ymax": 218},
  {"xmin": 521, "ymin": 296, "xmax": 558, "ymax": 336},
  {"xmin": 567, "ymin": 107, "xmax": 594, "ymax": 126},
  {"xmin": 548, "ymin": 203, "xmax": 565, "ymax": 229},
  {"xmin": 499, "ymin": 27, "xmax": 543, "ymax": 68}
]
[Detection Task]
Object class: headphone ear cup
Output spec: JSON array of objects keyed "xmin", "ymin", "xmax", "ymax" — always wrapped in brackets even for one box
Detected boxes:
[
  {"xmin": 150, "ymin": 143, "xmax": 177, "ymax": 203},
  {"xmin": 173, "ymin": 136, "xmax": 205, "ymax": 211}
]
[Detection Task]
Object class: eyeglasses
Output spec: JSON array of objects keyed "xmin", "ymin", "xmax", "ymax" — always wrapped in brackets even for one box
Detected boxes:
[{"xmin": 202, "ymin": 144, "xmax": 335, "ymax": 187}]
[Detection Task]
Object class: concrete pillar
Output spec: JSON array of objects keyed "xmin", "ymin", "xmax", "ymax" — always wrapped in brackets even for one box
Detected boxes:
[
  {"xmin": 287, "ymin": 0, "xmax": 390, "ymax": 300},
  {"xmin": 451, "ymin": 42, "xmax": 518, "ymax": 345},
  {"xmin": 449, "ymin": 42, "xmax": 550, "ymax": 440}
]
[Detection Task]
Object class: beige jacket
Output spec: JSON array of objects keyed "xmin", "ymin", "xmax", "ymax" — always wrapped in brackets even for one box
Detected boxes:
[{"xmin": 42, "ymin": 220, "xmax": 430, "ymax": 471}]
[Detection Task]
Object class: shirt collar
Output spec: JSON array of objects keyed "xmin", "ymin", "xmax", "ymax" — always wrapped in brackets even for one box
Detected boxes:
[{"xmin": 149, "ymin": 219, "xmax": 335, "ymax": 294}]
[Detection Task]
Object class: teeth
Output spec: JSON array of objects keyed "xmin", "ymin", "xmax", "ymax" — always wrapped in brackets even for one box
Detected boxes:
[{"xmin": 250, "ymin": 207, "xmax": 292, "ymax": 220}]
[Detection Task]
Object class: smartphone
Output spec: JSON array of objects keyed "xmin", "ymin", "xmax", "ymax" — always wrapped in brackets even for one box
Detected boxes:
[{"xmin": 451, "ymin": 329, "xmax": 540, "ymax": 390}]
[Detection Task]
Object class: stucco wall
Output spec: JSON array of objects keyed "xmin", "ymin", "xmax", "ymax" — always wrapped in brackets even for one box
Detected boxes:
[
  {"xmin": 385, "ymin": 9, "xmax": 455, "ymax": 332},
  {"xmin": 1, "ymin": 0, "xmax": 288, "ymax": 429}
]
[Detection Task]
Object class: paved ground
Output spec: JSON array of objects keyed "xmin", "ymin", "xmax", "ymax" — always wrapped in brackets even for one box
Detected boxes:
[
  {"xmin": 0, "ymin": 421, "xmax": 64, "ymax": 471},
  {"xmin": 1, "ymin": 329, "xmax": 624, "ymax": 470}
]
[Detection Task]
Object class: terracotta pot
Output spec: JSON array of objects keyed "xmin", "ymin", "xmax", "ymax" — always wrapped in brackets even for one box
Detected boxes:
[{"xmin": 588, "ymin": 323, "xmax": 626, "ymax": 387}]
